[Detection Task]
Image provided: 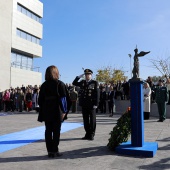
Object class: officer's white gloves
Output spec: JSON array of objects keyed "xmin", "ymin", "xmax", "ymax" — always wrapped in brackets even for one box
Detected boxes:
[
  {"xmin": 78, "ymin": 74, "xmax": 84, "ymax": 78},
  {"xmin": 93, "ymin": 106, "xmax": 97, "ymax": 109}
]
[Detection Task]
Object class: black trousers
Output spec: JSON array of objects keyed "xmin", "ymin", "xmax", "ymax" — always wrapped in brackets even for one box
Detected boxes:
[
  {"xmin": 82, "ymin": 107, "xmax": 96, "ymax": 137},
  {"xmin": 168, "ymin": 91, "xmax": 170, "ymax": 104},
  {"xmin": 45, "ymin": 121, "xmax": 61, "ymax": 153},
  {"xmin": 108, "ymin": 101, "xmax": 114, "ymax": 114},
  {"xmin": 4, "ymin": 101, "xmax": 10, "ymax": 111},
  {"xmin": 18, "ymin": 101, "xmax": 23, "ymax": 112},
  {"xmin": 0, "ymin": 100, "xmax": 2, "ymax": 111},
  {"xmin": 144, "ymin": 112, "xmax": 150, "ymax": 120},
  {"xmin": 10, "ymin": 101, "xmax": 15, "ymax": 111},
  {"xmin": 71, "ymin": 101, "xmax": 77, "ymax": 113},
  {"xmin": 100, "ymin": 101, "xmax": 106, "ymax": 113}
]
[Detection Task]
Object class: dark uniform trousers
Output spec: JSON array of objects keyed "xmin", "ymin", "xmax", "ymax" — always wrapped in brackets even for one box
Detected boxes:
[
  {"xmin": 157, "ymin": 103, "xmax": 166, "ymax": 121},
  {"xmin": 71, "ymin": 101, "xmax": 77, "ymax": 113},
  {"xmin": 45, "ymin": 121, "xmax": 61, "ymax": 153},
  {"xmin": 82, "ymin": 107, "xmax": 96, "ymax": 137}
]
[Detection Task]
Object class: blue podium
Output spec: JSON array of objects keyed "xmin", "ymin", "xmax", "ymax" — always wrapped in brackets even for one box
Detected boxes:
[{"xmin": 115, "ymin": 78, "xmax": 158, "ymax": 157}]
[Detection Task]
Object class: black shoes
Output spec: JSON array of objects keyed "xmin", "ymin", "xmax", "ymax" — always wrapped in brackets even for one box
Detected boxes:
[
  {"xmin": 88, "ymin": 136, "xmax": 94, "ymax": 141},
  {"xmin": 157, "ymin": 119, "xmax": 165, "ymax": 122},
  {"xmin": 54, "ymin": 152, "xmax": 63, "ymax": 157},
  {"xmin": 48, "ymin": 152, "xmax": 54, "ymax": 158},
  {"xmin": 82, "ymin": 135, "xmax": 94, "ymax": 140},
  {"xmin": 48, "ymin": 152, "xmax": 62, "ymax": 158},
  {"xmin": 82, "ymin": 136, "xmax": 89, "ymax": 140}
]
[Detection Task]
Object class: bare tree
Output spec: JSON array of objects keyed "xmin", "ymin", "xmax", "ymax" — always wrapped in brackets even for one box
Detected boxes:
[{"xmin": 150, "ymin": 57, "xmax": 170, "ymax": 79}]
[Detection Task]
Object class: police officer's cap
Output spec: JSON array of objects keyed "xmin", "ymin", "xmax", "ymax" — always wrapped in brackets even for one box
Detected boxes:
[{"xmin": 84, "ymin": 69, "xmax": 93, "ymax": 74}]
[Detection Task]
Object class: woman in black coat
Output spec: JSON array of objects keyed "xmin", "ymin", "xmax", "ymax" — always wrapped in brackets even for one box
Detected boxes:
[{"xmin": 38, "ymin": 65, "xmax": 67, "ymax": 158}]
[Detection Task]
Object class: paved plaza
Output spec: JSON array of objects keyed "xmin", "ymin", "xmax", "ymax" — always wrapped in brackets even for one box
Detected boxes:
[{"xmin": 0, "ymin": 110, "xmax": 170, "ymax": 170}]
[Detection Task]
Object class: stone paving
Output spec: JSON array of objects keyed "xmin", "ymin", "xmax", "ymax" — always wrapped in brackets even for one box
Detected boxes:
[{"xmin": 0, "ymin": 110, "xmax": 170, "ymax": 170}]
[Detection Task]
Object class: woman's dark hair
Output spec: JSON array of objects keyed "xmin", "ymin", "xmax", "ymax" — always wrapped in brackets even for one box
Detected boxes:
[{"xmin": 45, "ymin": 65, "xmax": 59, "ymax": 81}]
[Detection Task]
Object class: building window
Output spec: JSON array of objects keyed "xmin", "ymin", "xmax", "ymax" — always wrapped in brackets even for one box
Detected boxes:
[
  {"xmin": 27, "ymin": 34, "xmax": 32, "ymax": 42},
  {"xmin": 22, "ymin": 56, "xmax": 28, "ymax": 70},
  {"xmin": 17, "ymin": 3, "xmax": 41, "ymax": 23},
  {"xmin": 21, "ymin": 31, "xmax": 26, "ymax": 39},
  {"xmin": 27, "ymin": 10, "xmax": 32, "ymax": 18},
  {"xmin": 17, "ymin": 5, "xmax": 22, "ymax": 12},
  {"xmin": 17, "ymin": 29, "xmax": 20, "ymax": 36},
  {"xmin": 16, "ymin": 29, "xmax": 40, "ymax": 45},
  {"xmin": 11, "ymin": 52, "xmax": 33, "ymax": 70},
  {"xmin": 22, "ymin": 7, "xmax": 27, "ymax": 15},
  {"xmin": 11, "ymin": 52, "xmax": 17, "ymax": 63}
]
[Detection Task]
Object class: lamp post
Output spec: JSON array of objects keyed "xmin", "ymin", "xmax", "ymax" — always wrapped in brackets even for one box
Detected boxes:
[{"xmin": 128, "ymin": 54, "xmax": 132, "ymax": 78}]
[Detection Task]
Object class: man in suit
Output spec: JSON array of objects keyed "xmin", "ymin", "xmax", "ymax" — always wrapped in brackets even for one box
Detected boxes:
[
  {"xmin": 155, "ymin": 79, "xmax": 169, "ymax": 122},
  {"xmin": 108, "ymin": 86, "xmax": 115, "ymax": 117},
  {"xmin": 122, "ymin": 80, "xmax": 130, "ymax": 100},
  {"xmin": 99, "ymin": 87, "xmax": 107, "ymax": 113},
  {"xmin": 116, "ymin": 80, "xmax": 123, "ymax": 100},
  {"xmin": 72, "ymin": 69, "xmax": 99, "ymax": 140},
  {"xmin": 69, "ymin": 86, "xmax": 78, "ymax": 113}
]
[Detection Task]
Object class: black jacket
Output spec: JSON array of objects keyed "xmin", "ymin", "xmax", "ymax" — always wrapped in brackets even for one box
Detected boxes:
[
  {"xmin": 26, "ymin": 93, "xmax": 32, "ymax": 102},
  {"xmin": 100, "ymin": 91, "xmax": 107, "ymax": 102},
  {"xmin": 38, "ymin": 80, "xmax": 67, "ymax": 122},
  {"xmin": 108, "ymin": 91, "xmax": 115, "ymax": 103},
  {"xmin": 72, "ymin": 77, "xmax": 99, "ymax": 108}
]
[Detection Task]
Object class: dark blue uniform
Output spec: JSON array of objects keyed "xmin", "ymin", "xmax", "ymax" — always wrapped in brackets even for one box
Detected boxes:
[{"xmin": 73, "ymin": 76, "xmax": 99, "ymax": 140}]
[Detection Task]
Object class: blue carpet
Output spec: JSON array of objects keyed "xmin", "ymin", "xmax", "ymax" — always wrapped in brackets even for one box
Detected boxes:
[
  {"xmin": 0, "ymin": 112, "xmax": 14, "ymax": 116},
  {"xmin": 0, "ymin": 122, "xmax": 83, "ymax": 153}
]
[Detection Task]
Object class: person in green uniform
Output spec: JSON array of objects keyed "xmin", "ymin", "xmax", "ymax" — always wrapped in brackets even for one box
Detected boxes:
[{"xmin": 155, "ymin": 79, "xmax": 169, "ymax": 122}]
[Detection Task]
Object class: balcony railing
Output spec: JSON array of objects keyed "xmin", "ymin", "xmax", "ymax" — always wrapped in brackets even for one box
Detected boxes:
[{"xmin": 11, "ymin": 62, "xmax": 40, "ymax": 72}]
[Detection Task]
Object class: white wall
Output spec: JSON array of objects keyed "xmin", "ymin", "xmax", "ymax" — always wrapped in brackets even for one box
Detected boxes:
[
  {"xmin": 11, "ymin": 67, "xmax": 42, "ymax": 88},
  {"xmin": 0, "ymin": 0, "xmax": 13, "ymax": 91},
  {"xmin": 115, "ymin": 100, "xmax": 170, "ymax": 118},
  {"xmin": 12, "ymin": 0, "xmax": 43, "ymax": 57}
]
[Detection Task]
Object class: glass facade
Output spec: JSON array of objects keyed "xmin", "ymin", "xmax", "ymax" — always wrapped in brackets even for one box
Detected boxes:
[
  {"xmin": 16, "ymin": 29, "xmax": 40, "ymax": 45},
  {"xmin": 11, "ymin": 52, "xmax": 33, "ymax": 71},
  {"xmin": 17, "ymin": 3, "xmax": 41, "ymax": 23}
]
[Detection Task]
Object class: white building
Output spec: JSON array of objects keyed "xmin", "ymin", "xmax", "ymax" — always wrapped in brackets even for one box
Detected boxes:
[{"xmin": 0, "ymin": 0, "xmax": 43, "ymax": 91}]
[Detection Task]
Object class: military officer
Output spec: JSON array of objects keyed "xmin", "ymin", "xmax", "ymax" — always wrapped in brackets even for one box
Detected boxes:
[
  {"xmin": 72, "ymin": 69, "xmax": 99, "ymax": 140},
  {"xmin": 155, "ymin": 79, "xmax": 169, "ymax": 122}
]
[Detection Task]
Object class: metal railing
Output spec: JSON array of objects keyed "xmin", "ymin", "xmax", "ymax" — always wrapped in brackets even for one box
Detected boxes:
[{"xmin": 11, "ymin": 62, "xmax": 40, "ymax": 72}]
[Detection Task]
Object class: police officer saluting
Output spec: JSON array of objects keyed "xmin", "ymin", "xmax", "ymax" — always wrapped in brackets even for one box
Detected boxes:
[
  {"xmin": 72, "ymin": 69, "xmax": 99, "ymax": 140},
  {"xmin": 155, "ymin": 79, "xmax": 169, "ymax": 122}
]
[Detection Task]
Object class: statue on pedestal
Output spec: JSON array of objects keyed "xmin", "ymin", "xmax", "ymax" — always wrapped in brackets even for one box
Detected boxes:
[{"xmin": 132, "ymin": 47, "xmax": 150, "ymax": 79}]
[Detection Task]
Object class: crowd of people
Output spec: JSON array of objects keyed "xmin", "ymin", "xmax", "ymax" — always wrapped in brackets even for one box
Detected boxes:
[
  {"xmin": 1, "ymin": 76, "xmax": 169, "ymax": 116},
  {"xmin": 0, "ymin": 85, "xmax": 40, "ymax": 113},
  {"xmin": 67, "ymin": 75, "xmax": 170, "ymax": 122},
  {"xmin": 65, "ymin": 79, "xmax": 130, "ymax": 116}
]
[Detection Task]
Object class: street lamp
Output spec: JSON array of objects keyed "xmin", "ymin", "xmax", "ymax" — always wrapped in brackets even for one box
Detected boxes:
[{"xmin": 128, "ymin": 54, "xmax": 132, "ymax": 78}]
